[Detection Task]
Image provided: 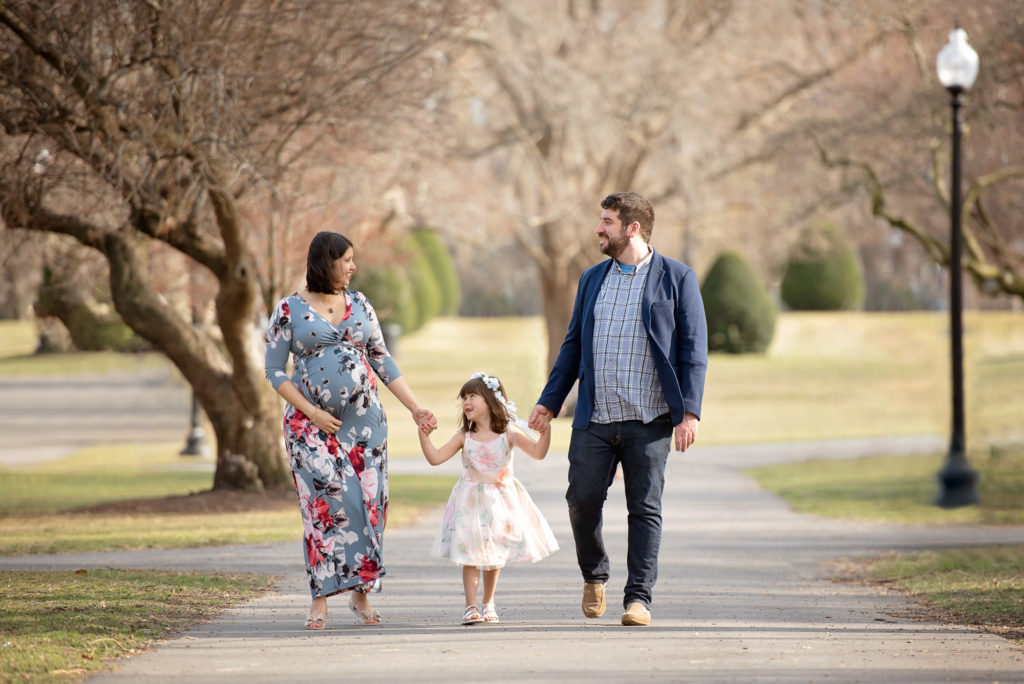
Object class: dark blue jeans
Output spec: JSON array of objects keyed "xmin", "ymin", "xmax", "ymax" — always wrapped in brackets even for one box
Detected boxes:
[{"xmin": 566, "ymin": 415, "xmax": 672, "ymax": 610}]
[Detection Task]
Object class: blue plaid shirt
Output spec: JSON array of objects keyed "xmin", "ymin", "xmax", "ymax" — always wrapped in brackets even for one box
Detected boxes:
[{"xmin": 591, "ymin": 249, "xmax": 668, "ymax": 424}]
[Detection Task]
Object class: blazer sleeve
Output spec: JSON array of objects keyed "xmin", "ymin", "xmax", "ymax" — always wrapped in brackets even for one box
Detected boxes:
[{"xmin": 674, "ymin": 267, "xmax": 708, "ymax": 421}]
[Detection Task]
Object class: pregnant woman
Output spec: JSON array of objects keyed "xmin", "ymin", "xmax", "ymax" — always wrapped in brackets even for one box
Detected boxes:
[{"xmin": 265, "ymin": 230, "xmax": 436, "ymax": 629}]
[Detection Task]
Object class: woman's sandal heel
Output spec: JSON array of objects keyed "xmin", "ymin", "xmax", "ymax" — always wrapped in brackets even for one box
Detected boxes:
[
  {"xmin": 349, "ymin": 595, "xmax": 381, "ymax": 626},
  {"xmin": 305, "ymin": 612, "xmax": 327, "ymax": 630}
]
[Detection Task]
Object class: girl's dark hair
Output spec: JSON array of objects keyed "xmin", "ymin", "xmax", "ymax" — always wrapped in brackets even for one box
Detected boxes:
[
  {"xmin": 458, "ymin": 375, "xmax": 510, "ymax": 434},
  {"xmin": 305, "ymin": 231, "xmax": 354, "ymax": 294}
]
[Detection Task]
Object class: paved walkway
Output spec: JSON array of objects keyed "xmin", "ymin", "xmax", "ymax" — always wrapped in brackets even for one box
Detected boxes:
[
  {"xmin": 0, "ymin": 369, "xmax": 191, "ymax": 467},
  {"xmin": 2, "ymin": 373, "xmax": 1023, "ymax": 682}
]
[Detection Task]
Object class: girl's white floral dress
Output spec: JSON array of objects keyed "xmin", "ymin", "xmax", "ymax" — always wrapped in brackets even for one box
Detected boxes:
[{"xmin": 432, "ymin": 431, "xmax": 558, "ymax": 569}]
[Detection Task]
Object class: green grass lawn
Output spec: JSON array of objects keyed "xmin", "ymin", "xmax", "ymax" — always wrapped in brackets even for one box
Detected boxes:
[
  {"xmin": 748, "ymin": 442, "xmax": 1024, "ymax": 643},
  {"xmin": 701, "ymin": 311, "xmax": 1024, "ymax": 445},
  {"xmin": 383, "ymin": 311, "xmax": 1024, "ymax": 454},
  {"xmin": 853, "ymin": 545, "xmax": 1024, "ymax": 643},
  {"xmin": 4, "ymin": 311, "xmax": 1022, "ymax": 453},
  {"xmin": 0, "ymin": 443, "xmax": 215, "ymax": 515},
  {"xmin": 747, "ymin": 445, "xmax": 1024, "ymax": 524},
  {"xmin": 0, "ymin": 569, "xmax": 275, "ymax": 684},
  {"xmin": 0, "ymin": 320, "xmax": 36, "ymax": 357},
  {"xmin": 0, "ymin": 442, "xmax": 456, "ymax": 555}
]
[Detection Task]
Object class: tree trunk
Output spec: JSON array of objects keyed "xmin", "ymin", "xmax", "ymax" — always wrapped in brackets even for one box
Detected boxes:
[
  {"xmin": 201, "ymin": 379, "xmax": 289, "ymax": 493},
  {"xmin": 101, "ymin": 226, "xmax": 291, "ymax": 491},
  {"xmin": 539, "ymin": 266, "xmax": 576, "ymax": 375},
  {"xmin": 533, "ymin": 227, "xmax": 596, "ymax": 415},
  {"xmin": 35, "ymin": 271, "xmax": 147, "ymax": 352}
]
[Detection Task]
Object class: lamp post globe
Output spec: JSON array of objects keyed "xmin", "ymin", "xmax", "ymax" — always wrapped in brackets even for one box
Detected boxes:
[
  {"xmin": 936, "ymin": 28, "xmax": 979, "ymax": 91},
  {"xmin": 934, "ymin": 26, "xmax": 980, "ymax": 508}
]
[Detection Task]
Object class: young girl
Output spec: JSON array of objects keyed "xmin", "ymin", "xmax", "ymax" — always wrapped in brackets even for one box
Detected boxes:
[{"xmin": 418, "ymin": 372, "xmax": 559, "ymax": 625}]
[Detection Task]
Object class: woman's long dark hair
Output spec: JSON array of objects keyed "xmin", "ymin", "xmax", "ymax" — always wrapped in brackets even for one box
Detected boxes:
[{"xmin": 305, "ymin": 231, "xmax": 354, "ymax": 294}]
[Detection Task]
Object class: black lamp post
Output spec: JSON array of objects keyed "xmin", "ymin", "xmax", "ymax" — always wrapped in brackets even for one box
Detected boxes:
[
  {"xmin": 180, "ymin": 390, "xmax": 208, "ymax": 456},
  {"xmin": 934, "ymin": 27, "xmax": 980, "ymax": 508},
  {"xmin": 180, "ymin": 306, "xmax": 208, "ymax": 457}
]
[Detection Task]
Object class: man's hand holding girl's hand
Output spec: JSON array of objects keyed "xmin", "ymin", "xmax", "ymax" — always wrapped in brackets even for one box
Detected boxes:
[{"xmin": 528, "ymin": 405, "xmax": 554, "ymax": 432}]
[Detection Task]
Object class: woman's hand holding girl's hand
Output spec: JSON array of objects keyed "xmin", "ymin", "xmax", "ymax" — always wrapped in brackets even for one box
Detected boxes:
[{"xmin": 412, "ymin": 408, "xmax": 437, "ymax": 434}]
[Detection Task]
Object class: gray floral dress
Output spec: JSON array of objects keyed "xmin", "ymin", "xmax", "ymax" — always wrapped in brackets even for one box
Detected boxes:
[{"xmin": 264, "ymin": 291, "xmax": 399, "ymax": 599}]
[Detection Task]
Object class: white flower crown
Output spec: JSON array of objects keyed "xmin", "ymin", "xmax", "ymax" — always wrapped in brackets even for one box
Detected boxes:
[{"xmin": 470, "ymin": 371, "xmax": 534, "ymax": 435}]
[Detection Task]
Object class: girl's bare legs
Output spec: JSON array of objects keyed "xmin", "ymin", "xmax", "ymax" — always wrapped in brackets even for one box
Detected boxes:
[
  {"xmin": 463, "ymin": 565, "xmax": 480, "ymax": 606},
  {"xmin": 310, "ymin": 595, "xmax": 327, "ymax": 618},
  {"xmin": 481, "ymin": 568, "xmax": 500, "ymax": 605}
]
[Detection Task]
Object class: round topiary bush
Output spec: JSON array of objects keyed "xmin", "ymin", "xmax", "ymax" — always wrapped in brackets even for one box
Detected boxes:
[
  {"xmin": 411, "ymin": 228, "xmax": 460, "ymax": 316},
  {"xmin": 781, "ymin": 222, "xmax": 865, "ymax": 311},
  {"xmin": 352, "ymin": 265, "xmax": 419, "ymax": 335},
  {"xmin": 403, "ymin": 240, "xmax": 443, "ymax": 329},
  {"xmin": 701, "ymin": 251, "xmax": 776, "ymax": 354}
]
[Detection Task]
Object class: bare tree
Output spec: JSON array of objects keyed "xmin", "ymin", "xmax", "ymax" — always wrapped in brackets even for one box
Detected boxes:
[
  {"xmin": 723, "ymin": 1, "xmax": 1024, "ymax": 304},
  {"xmin": 819, "ymin": 8, "xmax": 1024, "ymax": 301},
  {"xmin": 0, "ymin": 0, "xmax": 470, "ymax": 490},
  {"xmin": 440, "ymin": 0, "xmax": 732, "ymax": 369}
]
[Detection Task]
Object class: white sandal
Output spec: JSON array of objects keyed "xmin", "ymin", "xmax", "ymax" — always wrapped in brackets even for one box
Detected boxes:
[
  {"xmin": 462, "ymin": 604, "xmax": 484, "ymax": 625},
  {"xmin": 482, "ymin": 603, "xmax": 499, "ymax": 623}
]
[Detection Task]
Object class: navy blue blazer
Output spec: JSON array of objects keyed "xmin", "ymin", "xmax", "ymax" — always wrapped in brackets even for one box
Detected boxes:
[{"xmin": 537, "ymin": 249, "xmax": 708, "ymax": 430}]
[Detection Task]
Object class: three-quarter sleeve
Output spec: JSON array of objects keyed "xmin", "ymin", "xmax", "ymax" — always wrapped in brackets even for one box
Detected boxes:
[
  {"xmin": 356, "ymin": 292, "xmax": 401, "ymax": 384},
  {"xmin": 264, "ymin": 298, "xmax": 294, "ymax": 391}
]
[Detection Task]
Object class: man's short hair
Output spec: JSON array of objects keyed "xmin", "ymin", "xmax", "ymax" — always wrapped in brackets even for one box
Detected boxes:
[{"xmin": 601, "ymin": 192, "xmax": 654, "ymax": 242}]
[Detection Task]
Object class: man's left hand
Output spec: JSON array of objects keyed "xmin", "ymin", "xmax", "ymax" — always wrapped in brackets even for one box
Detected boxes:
[{"xmin": 674, "ymin": 412, "xmax": 699, "ymax": 452}]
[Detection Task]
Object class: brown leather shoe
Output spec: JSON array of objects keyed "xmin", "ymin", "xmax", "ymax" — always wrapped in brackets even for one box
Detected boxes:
[
  {"xmin": 620, "ymin": 602, "xmax": 651, "ymax": 626},
  {"xmin": 581, "ymin": 582, "xmax": 606, "ymax": 618}
]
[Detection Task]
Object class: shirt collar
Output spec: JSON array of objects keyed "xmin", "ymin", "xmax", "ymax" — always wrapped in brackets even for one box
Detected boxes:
[{"xmin": 615, "ymin": 245, "xmax": 654, "ymax": 275}]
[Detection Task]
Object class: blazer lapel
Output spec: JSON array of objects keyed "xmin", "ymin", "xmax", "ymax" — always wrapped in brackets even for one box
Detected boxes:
[
  {"xmin": 582, "ymin": 260, "xmax": 615, "ymax": 327},
  {"xmin": 641, "ymin": 249, "xmax": 664, "ymax": 332}
]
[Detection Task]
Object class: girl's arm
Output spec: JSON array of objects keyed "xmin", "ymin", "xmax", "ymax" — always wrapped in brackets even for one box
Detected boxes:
[
  {"xmin": 419, "ymin": 430, "xmax": 465, "ymax": 466},
  {"xmin": 509, "ymin": 423, "xmax": 551, "ymax": 461}
]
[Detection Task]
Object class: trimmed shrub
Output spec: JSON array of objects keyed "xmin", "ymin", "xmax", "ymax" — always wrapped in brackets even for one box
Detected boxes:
[
  {"xmin": 354, "ymin": 228, "xmax": 455, "ymax": 335},
  {"xmin": 411, "ymin": 228, "xmax": 460, "ymax": 316},
  {"xmin": 404, "ymin": 240, "xmax": 443, "ymax": 330},
  {"xmin": 352, "ymin": 266, "xmax": 419, "ymax": 335},
  {"xmin": 781, "ymin": 222, "xmax": 865, "ymax": 311},
  {"xmin": 701, "ymin": 251, "xmax": 776, "ymax": 354}
]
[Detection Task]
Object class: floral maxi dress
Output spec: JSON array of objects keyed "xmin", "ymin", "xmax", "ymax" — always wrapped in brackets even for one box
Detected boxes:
[
  {"xmin": 265, "ymin": 291, "xmax": 398, "ymax": 599},
  {"xmin": 432, "ymin": 431, "xmax": 558, "ymax": 570}
]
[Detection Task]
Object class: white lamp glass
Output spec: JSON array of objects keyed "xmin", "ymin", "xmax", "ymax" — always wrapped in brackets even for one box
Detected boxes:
[{"xmin": 936, "ymin": 28, "xmax": 979, "ymax": 90}]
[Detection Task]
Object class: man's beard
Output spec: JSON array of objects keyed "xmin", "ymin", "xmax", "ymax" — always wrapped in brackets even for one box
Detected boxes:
[{"xmin": 599, "ymin": 232, "xmax": 629, "ymax": 258}]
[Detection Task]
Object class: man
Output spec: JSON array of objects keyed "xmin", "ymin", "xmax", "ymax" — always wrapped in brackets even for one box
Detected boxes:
[{"xmin": 528, "ymin": 192, "xmax": 708, "ymax": 627}]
